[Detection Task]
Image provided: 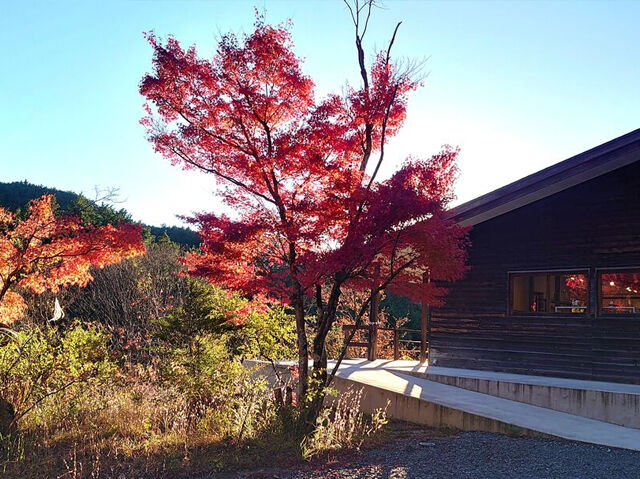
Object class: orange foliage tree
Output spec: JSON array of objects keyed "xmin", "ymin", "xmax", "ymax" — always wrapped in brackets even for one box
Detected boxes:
[{"xmin": 0, "ymin": 195, "xmax": 145, "ymax": 325}]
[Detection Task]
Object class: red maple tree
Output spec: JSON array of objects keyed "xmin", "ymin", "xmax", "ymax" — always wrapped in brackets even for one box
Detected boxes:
[
  {"xmin": 0, "ymin": 195, "xmax": 145, "ymax": 325},
  {"xmin": 140, "ymin": 5, "xmax": 467, "ymax": 423}
]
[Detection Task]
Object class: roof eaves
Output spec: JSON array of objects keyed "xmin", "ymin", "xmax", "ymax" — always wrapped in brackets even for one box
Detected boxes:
[{"xmin": 448, "ymin": 128, "xmax": 640, "ymax": 226}]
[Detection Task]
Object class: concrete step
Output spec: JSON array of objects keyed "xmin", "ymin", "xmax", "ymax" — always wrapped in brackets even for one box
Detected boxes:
[
  {"xmin": 400, "ymin": 365, "xmax": 640, "ymax": 429},
  {"xmin": 332, "ymin": 360, "xmax": 640, "ymax": 451}
]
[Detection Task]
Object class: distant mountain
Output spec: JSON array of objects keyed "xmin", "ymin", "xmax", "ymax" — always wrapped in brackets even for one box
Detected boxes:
[
  {"xmin": 0, "ymin": 180, "xmax": 78, "ymax": 212},
  {"xmin": 0, "ymin": 181, "xmax": 200, "ymax": 248}
]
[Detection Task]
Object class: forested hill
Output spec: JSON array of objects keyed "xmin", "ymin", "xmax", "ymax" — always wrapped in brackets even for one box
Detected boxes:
[
  {"xmin": 0, "ymin": 181, "xmax": 200, "ymax": 248},
  {"xmin": 0, "ymin": 180, "xmax": 78, "ymax": 211}
]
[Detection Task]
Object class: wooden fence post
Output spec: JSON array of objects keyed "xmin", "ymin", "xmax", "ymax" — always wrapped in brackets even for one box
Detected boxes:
[
  {"xmin": 420, "ymin": 270, "xmax": 430, "ymax": 364},
  {"xmin": 367, "ymin": 265, "xmax": 381, "ymax": 361},
  {"xmin": 367, "ymin": 297, "xmax": 379, "ymax": 361},
  {"xmin": 393, "ymin": 328, "xmax": 399, "ymax": 360}
]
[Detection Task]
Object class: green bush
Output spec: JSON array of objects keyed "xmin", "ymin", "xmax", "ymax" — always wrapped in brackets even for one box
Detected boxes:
[
  {"xmin": 160, "ymin": 331, "xmax": 248, "ymax": 431},
  {"xmin": 0, "ymin": 322, "xmax": 114, "ymax": 434},
  {"xmin": 153, "ymin": 278, "xmax": 292, "ymax": 438},
  {"xmin": 155, "ymin": 277, "xmax": 296, "ymax": 361}
]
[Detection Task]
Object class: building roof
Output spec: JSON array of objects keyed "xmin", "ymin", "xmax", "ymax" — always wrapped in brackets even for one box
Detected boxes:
[{"xmin": 449, "ymin": 128, "xmax": 640, "ymax": 226}]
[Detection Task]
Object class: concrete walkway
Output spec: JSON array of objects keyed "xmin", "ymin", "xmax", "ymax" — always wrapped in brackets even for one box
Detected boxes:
[{"xmin": 331, "ymin": 359, "xmax": 640, "ymax": 451}]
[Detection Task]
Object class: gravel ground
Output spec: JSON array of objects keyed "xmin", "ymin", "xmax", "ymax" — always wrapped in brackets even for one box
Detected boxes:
[{"xmin": 235, "ymin": 431, "xmax": 640, "ymax": 479}]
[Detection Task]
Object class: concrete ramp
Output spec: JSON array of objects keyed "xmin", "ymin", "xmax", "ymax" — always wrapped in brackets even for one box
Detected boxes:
[
  {"xmin": 332, "ymin": 360, "xmax": 640, "ymax": 451},
  {"xmin": 421, "ymin": 365, "xmax": 640, "ymax": 429}
]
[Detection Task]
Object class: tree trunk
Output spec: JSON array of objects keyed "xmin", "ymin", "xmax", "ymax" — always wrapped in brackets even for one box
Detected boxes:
[
  {"xmin": 304, "ymin": 335, "xmax": 328, "ymax": 429},
  {"xmin": 0, "ymin": 396, "xmax": 15, "ymax": 437},
  {"xmin": 292, "ymin": 290, "xmax": 309, "ymax": 401},
  {"xmin": 303, "ymin": 283, "xmax": 343, "ymax": 429}
]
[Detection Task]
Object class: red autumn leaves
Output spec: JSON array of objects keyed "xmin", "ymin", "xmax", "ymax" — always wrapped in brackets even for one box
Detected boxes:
[
  {"xmin": 140, "ymin": 19, "xmax": 467, "ymax": 310},
  {"xmin": 0, "ymin": 195, "xmax": 145, "ymax": 325}
]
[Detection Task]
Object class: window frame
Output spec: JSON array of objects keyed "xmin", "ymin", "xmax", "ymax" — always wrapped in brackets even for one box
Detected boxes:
[
  {"xmin": 596, "ymin": 266, "xmax": 640, "ymax": 318},
  {"xmin": 508, "ymin": 268, "xmax": 591, "ymax": 317}
]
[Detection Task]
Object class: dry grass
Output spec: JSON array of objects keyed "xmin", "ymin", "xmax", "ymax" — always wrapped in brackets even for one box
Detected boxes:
[
  {"xmin": 2, "ymin": 369, "xmax": 399, "ymax": 478},
  {"xmin": 301, "ymin": 387, "xmax": 389, "ymax": 460},
  {"xmin": 0, "ymin": 364, "xmax": 303, "ymax": 478},
  {"xmin": 2, "ymin": 375, "xmax": 402, "ymax": 478},
  {"xmin": 0, "ymin": 322, "xmax": 394, "ymax": 478}
]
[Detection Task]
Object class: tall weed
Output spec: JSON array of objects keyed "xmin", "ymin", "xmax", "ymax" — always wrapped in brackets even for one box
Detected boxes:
[{"xmin": 301, "ymin": 387, "xmax": 389, "ymax": 460}]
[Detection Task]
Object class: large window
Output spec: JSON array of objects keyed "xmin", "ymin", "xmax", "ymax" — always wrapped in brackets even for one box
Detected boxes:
[
  {"xmin": 510, "ymin": 271, "xmax": 588, "ymax": 315},
  {"xmin": 599, "ymin": 269, "xmax": 640, "ymax": 315}
]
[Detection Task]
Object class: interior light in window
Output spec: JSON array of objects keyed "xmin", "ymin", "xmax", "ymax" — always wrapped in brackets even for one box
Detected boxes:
[
  {"xmin": 600, "ymin": 270, "xmax": 640, "ymax": 315},
  {"xmin": 511, "ymin": 272, "xmax": 588, "ymax": 314}
]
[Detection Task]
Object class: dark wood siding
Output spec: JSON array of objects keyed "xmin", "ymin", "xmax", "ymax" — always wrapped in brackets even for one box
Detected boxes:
[{"xmin": 431, "ymin": 159, "xmax": 640, "ymax": 383}]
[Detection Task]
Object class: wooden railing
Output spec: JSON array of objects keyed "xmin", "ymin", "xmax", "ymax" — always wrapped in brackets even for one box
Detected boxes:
[
  {"xmin": 342, "ymin": 324, "xmax": 427, "ymax": 362},
  {"xmin": 341, "ymin": 271, "xmax": 431, "ymax": 363}
]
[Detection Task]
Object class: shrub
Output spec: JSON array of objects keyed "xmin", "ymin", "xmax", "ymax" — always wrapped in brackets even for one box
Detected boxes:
[
  {"xmin": 155, "ymin": 277, "xmax": 296, "ymax": 361},
  {"xmin": 159, "ymin": 332, "xmax": 249, "ymax": 432},
  {"xmin": 0, "ymin": 275, "xmax": 392, "ymax": 476},
  {"xmin": 153, "ymin": 278, "xmax": 289, "ymax": 438},
  {"xmin": 0, "ymin": 322, "xmax": 114, "ymax": 434},
  {"xmin": 20, "ymin": 238, "xmax": 187, "ymax": 356},
  {"xmin": 232, "ymin": 304, "xmax": 297, "ymax": 361}
]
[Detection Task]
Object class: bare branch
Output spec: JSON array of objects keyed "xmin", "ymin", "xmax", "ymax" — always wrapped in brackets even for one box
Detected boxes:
[
  {"xmin": 91, "ymin": 186, "xmax": 125, "ymax": 205},
  {"xmin": 343, "ymin": 0, "xmax": 357, "ymax": 26},
  {"xmin": 360, "ymin": 0, "xmax": 375, "ymax": 40},
  {"xmin": 165, "ymin": 145, "xmax": 276, "ymax": 205},
  {"xmin": 366, "ymin": 83, "xmax": 399, "ymax": 188},
  {"xmin": 385, "ymin": 21, "xmax": 402, "ymax": 65}
]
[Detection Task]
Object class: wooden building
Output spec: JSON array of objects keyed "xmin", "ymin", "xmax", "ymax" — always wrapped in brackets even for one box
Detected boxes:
[{"xmin": 430, "ymin": 129, "xmax": 640, "ymax": 384}]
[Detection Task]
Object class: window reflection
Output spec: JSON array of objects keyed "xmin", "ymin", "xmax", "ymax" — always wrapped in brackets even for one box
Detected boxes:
[
  {"xmin": 600, "ymin": 270, "xmax": 640, "ymax": 315},
  {"xmin": 511, "ymin": 272, "xmax": 588, "ymax": 315}
]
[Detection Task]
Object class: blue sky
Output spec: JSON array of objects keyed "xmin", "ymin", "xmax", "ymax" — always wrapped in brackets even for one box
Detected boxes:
[{"xmin": 1, "ymin": 0, "xmax": 638, "ymax": 226}]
